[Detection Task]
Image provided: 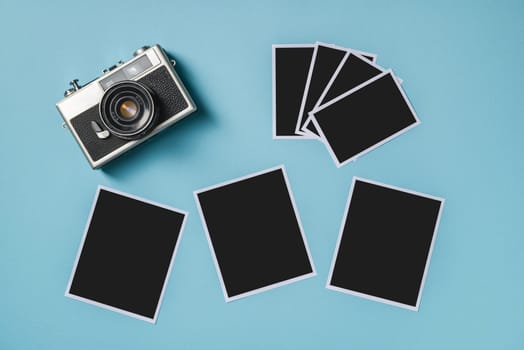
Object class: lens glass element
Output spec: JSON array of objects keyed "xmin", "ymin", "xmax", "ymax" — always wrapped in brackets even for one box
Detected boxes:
[{"xmin": 118, "ymin": 100, "xmax": 138, "ymax": 119}]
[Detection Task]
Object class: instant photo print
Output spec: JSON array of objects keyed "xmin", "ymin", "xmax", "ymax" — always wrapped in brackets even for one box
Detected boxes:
[
  {"xmin": 272, "ymin": 44, "xmax": 315, "ymax": 138},
  {"xmin": 65, "ymin": 186, "xmax": 187, "ymax": 323},
  {"xmin": 327, "ymin": 178, "xmax": 444, "ymax": 310},
  {"xmin": 194, "ymin": 166, "xmax": 316, "ymax": 302},
  {"xmin": 311, "ymin": 70, "xmax": 420, "ymax": 167}
]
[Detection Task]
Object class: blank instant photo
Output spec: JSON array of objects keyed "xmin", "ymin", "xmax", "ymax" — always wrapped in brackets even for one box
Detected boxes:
[
  {"xmin": 296, "ymin": 43, "xmax": 348, "ymax": 136},
  {"xmin": 311, "ymin": 70, "xmax": 420, "ymax": 167},
  {"xmin": 327, "ymin": 178, "xmax": 444, "ymax": 310},
  {"xmin": 65, "ymin": 186, "xmax": 187, "ymax": 323},
  {"xmin": 302, "ymin": 52, "xmax": 385, "ymax": 136},
  {"xmin": 272, "ymin": 44, "xmax": 315, "ymax": 138},
  {"xmin": 194, "ymin": 166, "xmax": 316, "ymax": 302}
]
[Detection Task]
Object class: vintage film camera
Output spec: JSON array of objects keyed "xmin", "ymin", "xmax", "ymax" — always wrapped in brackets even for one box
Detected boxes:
[{"xmin": 56, "ymin": 44, "xmax": 196, "ymax": 169}]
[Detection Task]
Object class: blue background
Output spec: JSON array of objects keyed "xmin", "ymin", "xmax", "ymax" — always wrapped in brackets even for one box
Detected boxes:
[{"xmin": 1, "ymin": 0, "xmax": 523, "ymax": 348}]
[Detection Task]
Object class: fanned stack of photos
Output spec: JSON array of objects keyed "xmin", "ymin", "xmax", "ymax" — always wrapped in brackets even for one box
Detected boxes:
[{"xmin": 272, "ymin": 42, "xmax": 420, "ymax": 167}]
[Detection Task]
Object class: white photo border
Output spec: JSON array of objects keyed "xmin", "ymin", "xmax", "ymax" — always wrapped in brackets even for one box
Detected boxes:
[{"xmin": 294, "ymin": 43, "xmax": 322, "ymax": 138}]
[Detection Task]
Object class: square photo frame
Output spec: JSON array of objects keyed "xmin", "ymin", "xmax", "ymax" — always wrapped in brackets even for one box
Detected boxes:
[
  {"xmin": 327, "ymin": 177, "xmax": 444, "ymax": 311},
  {"xmin": 194, "ymin": 165, "xmax": 316, "ymax": 302},
  {"xmin": 65, "ymin": 186, "xmax": 187, "ymax": 323}
]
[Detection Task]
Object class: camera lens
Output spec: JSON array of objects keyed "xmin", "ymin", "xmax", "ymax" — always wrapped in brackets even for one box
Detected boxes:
[{"xmin": 99, "ymin": 81, "xmax": 158, "ymax": 140}]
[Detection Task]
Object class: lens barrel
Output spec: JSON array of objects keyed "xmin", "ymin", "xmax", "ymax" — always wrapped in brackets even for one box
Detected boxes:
[{"xmin": 99, "ymin": 80, "xmax": 158, "ymax": 140}]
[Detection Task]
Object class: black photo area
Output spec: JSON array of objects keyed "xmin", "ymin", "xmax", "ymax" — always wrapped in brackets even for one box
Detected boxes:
[
  {"xmin": 273, "ymin": 46, "xmax": 314, "ymax": 137},
  {"xmin": 313, "ymin": 72, "xmax": 418, "ymax": 164},
  {"xmin": 330, "ymin": 179, "xmax": 443, "ymax": 307},
  {"xmin": 68, "ymin": 188, "xmax": 185, "ymax": 320},
  {"xmin": 196, "ymin": 168, "xmax": 313, "ymax": 298}
]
